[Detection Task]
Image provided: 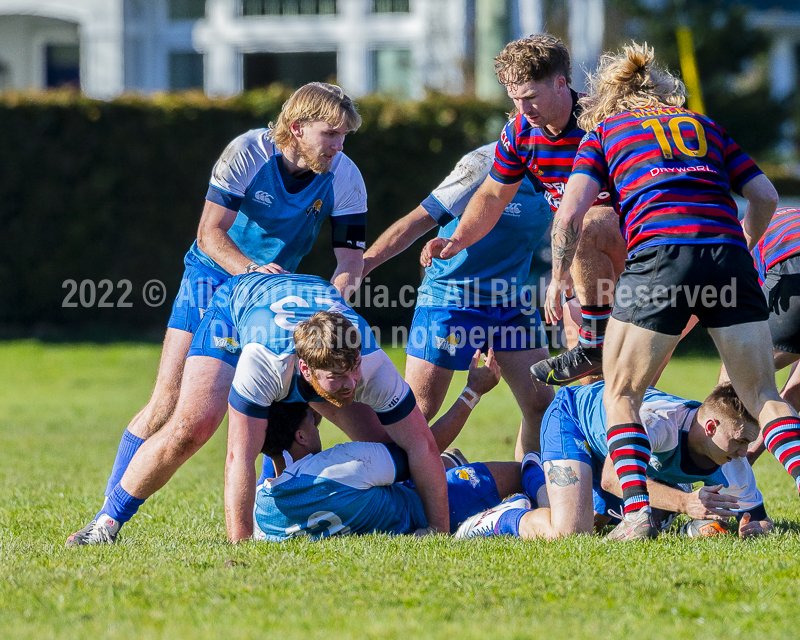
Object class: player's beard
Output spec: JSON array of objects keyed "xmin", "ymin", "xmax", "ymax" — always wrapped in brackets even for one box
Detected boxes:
[
  {"xmin": 296, "ymin": 139, "xmax": 333, "ymax": 174},
  {"xmin": 308, "ymin": 374, "xmax": 355, "ymax": 408}
]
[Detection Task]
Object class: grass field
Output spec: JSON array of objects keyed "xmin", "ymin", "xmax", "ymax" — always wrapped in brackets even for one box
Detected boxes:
[{"xmin": 2, "ymin": 340, "xmax": 800, "ymax": 639}]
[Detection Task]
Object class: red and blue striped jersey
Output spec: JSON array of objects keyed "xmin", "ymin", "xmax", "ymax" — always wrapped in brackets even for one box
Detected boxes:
[
  {"xmin": 573, "ymin": 106, "xmax": 763, "ymax": 256},
  {"xmin": 490, "ymin": 90, "xmax": 610, "ymax": 213},
  {"xmin": 753, "ymin": 207, "xmax": 800, "ymax": 283}
]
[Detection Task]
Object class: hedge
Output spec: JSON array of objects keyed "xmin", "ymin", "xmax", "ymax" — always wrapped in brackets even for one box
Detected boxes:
[{"xmin": 0, "ymin": 88, "xmax": 509, "ymax": 337}]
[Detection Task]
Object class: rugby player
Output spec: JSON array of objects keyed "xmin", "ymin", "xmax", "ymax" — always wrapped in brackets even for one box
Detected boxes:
[
  {"xmin": 362, "ymin": 143, "xmax": 554, "ymax": 458},
  {"xmin": 76, "ymin": 83, "xmax": 369, "ymax": 544},
  {"xmin": 456, "ymin": 382, "xmax": 773, "ymax": 540},
  {"xmin": 540, "ymin": 42, "xmax": 799, "ymax": 540},
  {"xmin": 426, "ymin": 34, "xmax": 626, "ymax": 385},
  {"xmin": 66, "ymin": 274, "xmax": 448, "ymax": 545},
  {"xmin": 252, "ymin": 350, "xmax": 536, "ymax": 540}
]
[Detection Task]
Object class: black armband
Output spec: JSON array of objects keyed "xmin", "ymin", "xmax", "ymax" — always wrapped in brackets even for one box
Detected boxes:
[
  {"xmin": 383, "ymin": 443, "xmax": 411, "ymax": 483},
  {"xmin": 330, "ymin": 213, "xmax": 366, "ymax": 250}
]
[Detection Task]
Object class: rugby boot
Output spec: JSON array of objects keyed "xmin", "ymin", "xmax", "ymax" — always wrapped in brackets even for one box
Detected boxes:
[
  {"xmin": 65, "ymin": 514, "xmax": 120, "ymax": 547},
  {"xmin": 605, "ymin": 506, "xmax": 659, "ymax": 541},
  {"xmin": 530, "ymin": 344, "xmax": 603, "ymax": 385},
  {"xmin": 678, "ymin": 519, "xmax": 730, "ymax": 538},
  {"xmin": 455, "ymin": 494, "xmax": 531, "ymax": 539}
]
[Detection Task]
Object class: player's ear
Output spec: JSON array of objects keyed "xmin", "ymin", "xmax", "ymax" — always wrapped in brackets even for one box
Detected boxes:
[
  {"xmin": 298, "ymin": 359, "xmax": 312, "ymax": 380},
  {"xmin": 290, "ymin": 120, "xmax": 304, "ymax": 138},
  {"xmin": 703, "ymin": 418, "xmax": 719, "ymax": 436}
]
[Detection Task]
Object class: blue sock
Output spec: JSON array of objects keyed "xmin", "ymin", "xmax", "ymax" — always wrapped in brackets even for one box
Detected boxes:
[
  {"xmin": 494, "ymin": 509, "xmax": 527, "ymax": 536},
  {"xmin": 98, "ymin": 483, "xmax": 145, "ymax": 525},
  {"xmin": 522, "ymin": 452, "xmax": 546, "ymax": 507},
  {"xmin": 257, "ymin": 455, "xmax": 276, "ymax": 485},
  {"xmin": 104, "ymin": 429, "xmax": 145, "ymax": 497}
]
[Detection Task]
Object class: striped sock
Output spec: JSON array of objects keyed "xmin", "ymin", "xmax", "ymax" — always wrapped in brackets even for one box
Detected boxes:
[
  {"xmin": 578, "ymin": 304, "xmax": 612, "ymax": 348},
  {"xmin": 764, "ymin": 416, "xmax": 800, "ymax": 493},
  {"xmin": 607, "ymin": 423, "xmax": 652, "ymax": 514}
]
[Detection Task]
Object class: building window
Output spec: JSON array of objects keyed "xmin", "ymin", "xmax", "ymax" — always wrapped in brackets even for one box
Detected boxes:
[
  {"xmin": 244, "ymin": 51, "xmax": 337, "ymax": 89},
  {"xmin": 372, "ymin": 47, "xmax": 412, "ymax": 98},
  {"xmin": 242, "ymin": 0, "xmax": 337, "ymax": 16},
  {"xmin": 373, "ymin": 0, "xmax": 409, "ymax": 13},
  {"xmin": 169, "ymin": 52, "xmax": 204, "ymax": 89},
  {"xmin": 46, "ymin": 45, "xmax": 80, "ymax": 89},
  {"xmin": 169, "ymin": 0, "xmax": 206, "ymax": 20}
]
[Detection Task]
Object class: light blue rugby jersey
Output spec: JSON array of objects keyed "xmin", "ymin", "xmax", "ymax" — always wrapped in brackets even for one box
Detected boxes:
[
  {"xmin": 190, "ymin": 129, "xmax": 367, "ymax": 277},
  {"xmin": 417, "ymin": 143, "xmax": 553, "ymax": 307},
  {"xmin": 224, "ymin": 273, "xmax": 415, "ymax": 425},
  {"xmin": 564, "ymin": 381, "xmax": 763, "ymax": 510},
  {"xmin": 253, "ymin": 442, "xmax": 426, "ymax": 541}
]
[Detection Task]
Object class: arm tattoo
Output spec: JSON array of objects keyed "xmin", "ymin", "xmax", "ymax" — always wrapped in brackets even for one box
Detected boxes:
[
  {"xmin": 545, "ymin": 461, "xmax": 580, "ymax": 487},
  {"xmin": 551, "ymin": 218, "xmax": 581, "ymax": 274}
]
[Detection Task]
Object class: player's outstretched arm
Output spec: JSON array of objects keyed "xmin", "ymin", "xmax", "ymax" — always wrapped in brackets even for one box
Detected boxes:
[
  {"xmin": 545, "ymin": 174, "xmax": 600, "ymax": 324},
  {"xmin": 331, "ymin": 247, "xmax": 364, "ymax": 301},
  {"xmin": 600, "ymin": 457, "xmax": 739, "ymax": 521},
  {"xmin": 383, "ymin": 407, "xmax": 450, "ymax": 533},
  {"xmin": 225, "ymin": 406, "xmax": 269, "ymax": 542},
  {"xmin": 438, "ymin": 177, "xmax": 520, "ymax": 260},
  {"xmin": 362, "ymin": 205, "xmax": 437, "ymax": 277},
  {"xmin": 740, "ymin": 174, "xmax": 779, "ymax": 250},
  {"xmin": 428, "ymin": 349, "xmax": 502, "ymax": 451}
]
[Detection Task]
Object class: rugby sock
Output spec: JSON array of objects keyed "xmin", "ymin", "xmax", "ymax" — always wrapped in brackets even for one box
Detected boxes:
[
  {"xmin": 764, "ymin": 416, "xmax": 800, "ymax": 493},
  {"xmin": 494, "ymin": 509, "xmax": 527, "ymax": 537},
  {"xmin": 104, "ymin": 429, "xmax": 146, "ymax": 497},
  {"xmin": 257, "ymin": 455, "xmax": 276, "ymax": 485},
  {"xmin": 98, "ymin": 484, "xmax": 145, "ymax": 525},
  {"xmin": 521, "ymin": 452, "xmax": 546, "ymax": 507},
  {"xmin": 607, "ymin": 423, "xmax": 651, "ymax": 514},
  {"xmin": 578, "ymin": 304, "xmax": 612, "ymax": 348}
]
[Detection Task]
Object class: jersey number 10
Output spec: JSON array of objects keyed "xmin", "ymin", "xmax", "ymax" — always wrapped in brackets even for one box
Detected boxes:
[{"xmin": 640, "ymin": 117, "xmax": 708, "ymax": 160}]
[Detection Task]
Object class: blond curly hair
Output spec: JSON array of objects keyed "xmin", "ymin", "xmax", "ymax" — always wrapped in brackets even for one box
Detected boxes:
[
  {"xmin": 494, "ymin": 33, "xmax": 571, "ymax": 87},
  {"xmin": 269, "ymin": 82, "xmax": 362, "ymax": 151},
  {"xmin": 578, "ymin": 41, "xmax": 686, "ymax": 131}
]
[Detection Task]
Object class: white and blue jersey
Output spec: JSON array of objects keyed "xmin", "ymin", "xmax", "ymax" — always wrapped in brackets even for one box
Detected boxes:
[
  {"xmin": 254, "ymin": 442, "xmax": 426, "ymax": 541},
  {"xmin": 541, "ymin": 382, "xmax": 765, "ymax": 516},
  {"xmin": 417, "ymin": 143, "xmax": 552, "ymax": 308},
  {"xmin": 253, "ymin": 442, "xmax": 501, "ymax": 541},
  {"xmin": 188, "ymin": 273, "xmax": 415, "ymax": 425},
  {"xmin": 191, "ymin": 128, "xmax": 368, "ymax": 277}
]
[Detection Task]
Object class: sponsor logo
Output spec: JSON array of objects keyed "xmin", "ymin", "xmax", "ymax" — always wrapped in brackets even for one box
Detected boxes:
[
  {"xmin": 435, "ymin": 333, "xmax": 459, "ymax": 356},
  {"xmin": 649, "ymin": 456, "xmax": 662, "ymax": 471},
  {"xmin": 356, "ymin": 240, "xmax": 366, "ymax": 250},
  {"xmin": 306, "ymin": 199, "xmax": 323, "ymax": 218},
  {"xmin": 500, "ymin": 129, "xmax": 511, "ymax": 152},
  {"xmin": 213, "ymin": 336, "xmax": 240, "ymax": 354},
  {"xmin": 503, "ymin": 202, "xmax": 522, "ymax": 216},
  {"xmin": 455, "ymin": 466, "xmax": 480, "ymax": 488},
  {"xmin": 254, "ymin": 190, "xmax": 274, "ymax": 206}
]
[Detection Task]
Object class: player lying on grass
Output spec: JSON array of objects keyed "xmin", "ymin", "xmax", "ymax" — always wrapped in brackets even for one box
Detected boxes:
[
  {"xmin": 456, "ymin": 381, "xmax": 773, "ymax": 540},
  {"xmin": 67, "ymin": 274, "xmax": 448, "ymax": 546},
  {"xmin": 252, "ymin": 350, "xmax": 540, "ymax": 539}
]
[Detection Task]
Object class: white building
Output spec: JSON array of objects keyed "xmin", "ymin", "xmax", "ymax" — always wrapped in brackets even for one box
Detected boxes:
[{"xmin": 0, "ymin": 0, "xmax": 610, "ymax": 100}]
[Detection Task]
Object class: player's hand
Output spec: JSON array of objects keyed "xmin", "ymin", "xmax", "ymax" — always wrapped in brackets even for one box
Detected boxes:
[
  {"xmin": 683, "ymin": 484, "xmax": 739, "ymax": 521},
  {"xmin": 438, "ymin": 237, "xmax": 463, "ymax": 260},
  {"xmin": 256, "ymin": 263, "xmax": 290, "ymax": 275},
  {"xmin": 738, "ymin": 512, "xmax": 774, "ymax": 538},
  {"xmin": 420, "ymin": 238, "xmax": 449, "ymax": 267},
  {"xmin": 543, "ymin": 275, "xmax": 569, "ymax": 324},
  {"xmin": 412, "ymin": 526, "xmax": 436, "ymax": 537},
  {"xmin": 465, "ymin": 349, "xmax": 502, "ymax": 396}
]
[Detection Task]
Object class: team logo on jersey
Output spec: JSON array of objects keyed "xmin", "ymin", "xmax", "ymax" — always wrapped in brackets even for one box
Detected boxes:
[
  {"xmin": 306, "ymin": 199, "xmax": 323, "ymax": 218},
  {"xmin": 213, "ymin": 336, "xmax": 241, "ymax": 354},
  {"xmin": 573, "ymin": 438, "xmax": 590, "ymax": 455},
  {"xmin": 500, "ymin": 129, "xmax": 511, "ymax": 152},
  {"xmin": 254, "ymin": 190, "xmax": 274, "ymax": 206},
  {"xmin": 435, "ymin": 333, "xmax": 459, "ymax": 356},
  {"xmin": 455, "ymin": 466, "xmax": 480, "ymax": 488},
  {"xmin": 503, "ymin": 202, "xmax": 522, "ymax": 216}
]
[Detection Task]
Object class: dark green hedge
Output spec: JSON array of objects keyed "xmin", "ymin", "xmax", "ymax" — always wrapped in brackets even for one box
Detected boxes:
[{"xmin": 0, "ymin": 88, "xmax": 509, "ymax": 337}]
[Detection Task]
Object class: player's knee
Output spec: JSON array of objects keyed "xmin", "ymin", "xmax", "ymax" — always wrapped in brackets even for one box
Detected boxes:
[{"xmin": 166, "ymin": 417, "xmax": 216, "ymax": 459}]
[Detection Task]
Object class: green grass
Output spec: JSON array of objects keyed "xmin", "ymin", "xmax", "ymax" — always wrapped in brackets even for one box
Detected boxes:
[{"xmin": 1, "ymin": 340, "xmax": 800, "ymax": 639}]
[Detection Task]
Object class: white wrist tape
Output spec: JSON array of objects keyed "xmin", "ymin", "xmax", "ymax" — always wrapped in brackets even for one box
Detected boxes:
[{"xmin": 458, "ymin": 386, "xmax": 481, "ymax": 410}]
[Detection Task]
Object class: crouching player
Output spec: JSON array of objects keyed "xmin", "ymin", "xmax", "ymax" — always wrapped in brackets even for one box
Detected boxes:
[
  {"xmin": 253, "ymin": 350, "xmax": 535, "ymax": 539},
  {"xmin": 456, "ymin": 381, "xmax": 773, "ymax": 540}
]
